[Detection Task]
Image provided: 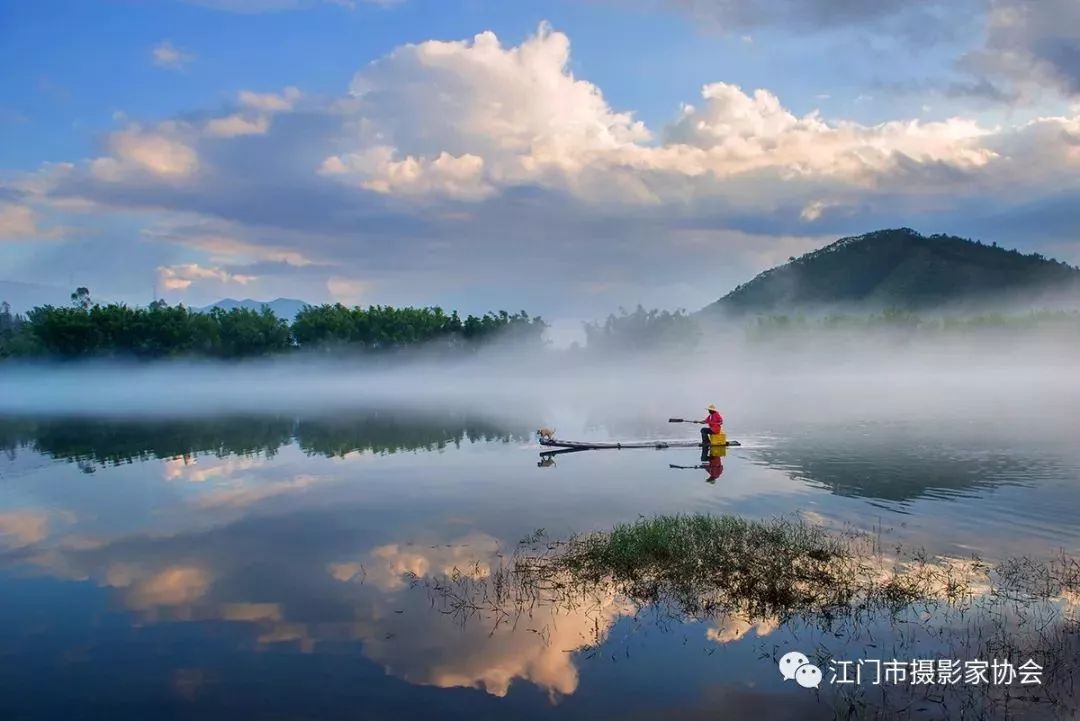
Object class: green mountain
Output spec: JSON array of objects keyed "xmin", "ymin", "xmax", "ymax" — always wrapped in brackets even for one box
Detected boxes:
[{"xmin": 705, "ymin": 228, "xmax": 1080, "ymax": 315}]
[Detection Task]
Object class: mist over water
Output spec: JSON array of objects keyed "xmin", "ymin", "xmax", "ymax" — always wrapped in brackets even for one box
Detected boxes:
[{"xmin": 3, "ymin": 328, "xmax": 1077, "ymax": 434}]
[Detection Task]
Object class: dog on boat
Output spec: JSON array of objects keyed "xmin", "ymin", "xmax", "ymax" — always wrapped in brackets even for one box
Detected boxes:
[{"xmin": 536, "ymin": 427, "xmax": 556, "ymax": 442}]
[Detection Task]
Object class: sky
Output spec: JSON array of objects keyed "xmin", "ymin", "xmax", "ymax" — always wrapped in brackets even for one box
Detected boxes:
[{"xmin": 1, "ymin": 0, "xmax": 1078, "ymax": 322}]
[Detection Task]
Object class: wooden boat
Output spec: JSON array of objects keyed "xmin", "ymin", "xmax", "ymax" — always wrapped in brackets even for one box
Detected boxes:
[{"xmin": 538, "ymin": 437, "xmax": 740, "ymax": 451}]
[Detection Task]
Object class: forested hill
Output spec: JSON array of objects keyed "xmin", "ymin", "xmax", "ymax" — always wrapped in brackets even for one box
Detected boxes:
[{"xmin": 704, "ymin": 228, "xmax": 1080, "ymax": 315}]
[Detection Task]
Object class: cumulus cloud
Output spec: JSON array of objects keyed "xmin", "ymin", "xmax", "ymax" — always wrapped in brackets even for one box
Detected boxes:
[
  {"xmin": 152, "ymin": 41, "xmax": 195, "ymax": 70},
  {"xmin": 662, "ymin": 82, "xmax": 997, "ymax": 183},
  {"xmin": 316, "ymin": 24, "xmax": 1011, "ymax": 205},
  {"xmin": 157, "ymin": 263, "xmax": 257, "ymax": 291},
  {"xmin": 321, "ymin": 23, "xmax": 652, "ymax": 201}
]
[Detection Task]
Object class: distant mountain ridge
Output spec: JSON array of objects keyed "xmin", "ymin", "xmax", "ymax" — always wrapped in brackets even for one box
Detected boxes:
[
  {"xmin": 196, "ymin": 298, "xmax": 308, "ymax": 321},
  {"xmin": 704, "ymin": 228, "xmax": 1080, "ymax": 315}
]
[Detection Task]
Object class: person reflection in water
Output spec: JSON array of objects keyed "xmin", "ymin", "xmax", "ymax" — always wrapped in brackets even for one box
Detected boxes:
[{"xmin": 701, "ymin": 447, "xmax": 725, "ymax": 483}]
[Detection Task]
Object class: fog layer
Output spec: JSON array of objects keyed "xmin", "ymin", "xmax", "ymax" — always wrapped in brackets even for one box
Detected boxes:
[{"xmin": 3, "ymin": 328, "xmax": 1078, "ymax": 443}]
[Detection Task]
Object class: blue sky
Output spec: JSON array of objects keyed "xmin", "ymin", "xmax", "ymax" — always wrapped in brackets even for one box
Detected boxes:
[{"xmin": 1, "ymin": 0, "xmax": 1078, "ymax": 318}]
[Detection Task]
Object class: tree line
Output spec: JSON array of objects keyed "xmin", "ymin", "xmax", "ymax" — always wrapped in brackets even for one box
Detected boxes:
[
  {"xmin": 0, "ymin": 289, "xmax": 546, "ymax": 360},
  {"xmin": 3, "ymin": 289, "xmax": 1077, "ymax": 361}
]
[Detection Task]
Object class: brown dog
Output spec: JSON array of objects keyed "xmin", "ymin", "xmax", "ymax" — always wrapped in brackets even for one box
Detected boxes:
[{"xmin": 536, "ymin": 427, "xmax": 556, "ymax": 442}]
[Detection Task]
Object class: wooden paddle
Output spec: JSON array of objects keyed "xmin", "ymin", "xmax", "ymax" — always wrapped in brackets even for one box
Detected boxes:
[{"xmin": 668, "ymin": 418, "xmax": 704, "ymax": 424}]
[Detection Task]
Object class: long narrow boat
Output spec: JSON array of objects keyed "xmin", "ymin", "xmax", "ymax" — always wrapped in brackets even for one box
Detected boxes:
[{"xmin": 538, "ymin": 438, "xmax": 741, "ymax": 450}]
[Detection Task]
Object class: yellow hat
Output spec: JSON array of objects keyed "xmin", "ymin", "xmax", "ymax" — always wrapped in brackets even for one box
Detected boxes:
[{"xmin": 707, "ymin": 404, "xmax": 718, "ymax": 411}]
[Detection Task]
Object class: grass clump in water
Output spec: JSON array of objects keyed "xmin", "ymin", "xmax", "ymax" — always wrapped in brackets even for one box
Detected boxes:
[{"xmin": 534, "ymin": 513, "xmax": 856, "ymax": 619}]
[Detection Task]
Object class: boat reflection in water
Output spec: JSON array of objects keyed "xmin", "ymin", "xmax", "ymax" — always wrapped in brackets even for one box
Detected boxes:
[{"xmin": 539, "ymin": 439, "xmax": 727, "ymax": 482}]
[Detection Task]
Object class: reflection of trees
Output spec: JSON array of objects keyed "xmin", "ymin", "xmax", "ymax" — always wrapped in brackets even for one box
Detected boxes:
[
  {"xmin": 295, "ymin": 413, "xmax": 520, "ymax": 458},
  {"xmin": 0, "ymin": 416, "xmax": 295, "ymax": 469},
  {"xmin": 0, "ymin": 411, "xmax": 524, "ymax": 470}
]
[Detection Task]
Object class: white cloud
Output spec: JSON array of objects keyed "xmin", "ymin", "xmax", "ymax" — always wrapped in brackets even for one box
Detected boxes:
[
  {"xmin": 318, "ymin": 25, "xmax": 1011, "ymax": 204},
  {"xmin": 152, "ymin": 41, "xmax": 195, "ymax": 70},
  {"xmin": 157, "ymin": 263, "xmax": 257, "ymax": 290},
  {"xmin": 321, "ymin": 23, "xmax": 651, "ymax": 201},
  {"xmin": 238, "ymin": 87, "xmax": 301, "ymax": 112},
  {"xmin": 661, "ymin": 83, "xmax": 997, "ymax": 183},
  {"xmin": 0, "ymin": 202, "xmax": 40, "ymax": 239},
  {"xmin": 205, "ymin": 113, "xmax": 270, "ymax": 138},
  {"xmin": 321, "ymin": 147, "xmax": 492, "ymax": 200},
  {"xmin": 91, "ymin": 126, "xmax": 199, "ymax": 181}
]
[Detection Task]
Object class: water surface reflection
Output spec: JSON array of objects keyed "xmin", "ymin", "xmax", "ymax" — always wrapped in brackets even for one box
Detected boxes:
[{"xmin": 1, "ymin": 411, "xmax": 1078, "ymax": 719}]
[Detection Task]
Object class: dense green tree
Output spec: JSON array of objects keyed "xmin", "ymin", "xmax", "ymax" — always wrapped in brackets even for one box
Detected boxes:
[
  {"xmin": 5, "ymin": 291, "xmax": 545, "ymax": 359},
  {"xmin": 291, "ymin": 303, "xmax": 545, "ymax": 351},
  {"xmin": 209, "ymin": 306, "xmax": 291, "ymax": 357}
]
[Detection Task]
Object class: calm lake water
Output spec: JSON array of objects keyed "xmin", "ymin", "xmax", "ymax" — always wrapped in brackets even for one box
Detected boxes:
[{"xmin": 1, "ymin": 408, "xmax": 1079, "ymax": 720}]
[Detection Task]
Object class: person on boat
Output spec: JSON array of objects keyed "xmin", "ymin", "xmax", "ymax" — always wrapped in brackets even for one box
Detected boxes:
[{"xmin": 700, "ymin": 404, "xmax": 723, "ymax": 445}]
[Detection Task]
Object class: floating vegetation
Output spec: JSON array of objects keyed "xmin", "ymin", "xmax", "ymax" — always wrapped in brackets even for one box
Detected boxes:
[{"xmin": 407, "ymin": 514, "xmax": 1080, "ymax": 720}]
